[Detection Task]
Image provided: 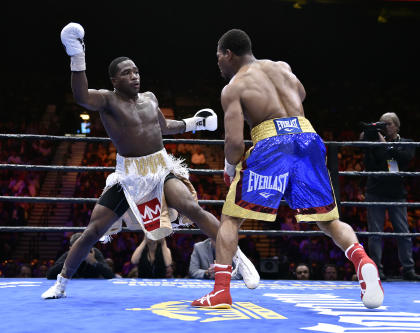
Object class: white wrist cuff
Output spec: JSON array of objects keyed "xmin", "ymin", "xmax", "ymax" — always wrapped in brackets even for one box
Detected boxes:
[
  {"xmin": 182, "ymin": 117, "xmax": 195, "ymax": 132},
  {"xmin": 224, "ymin": 158, "xmax": 236, "ymax": 176},
  {"xmin": 70, "ymin": 53, "xmax": 86, "ymax": 71}
]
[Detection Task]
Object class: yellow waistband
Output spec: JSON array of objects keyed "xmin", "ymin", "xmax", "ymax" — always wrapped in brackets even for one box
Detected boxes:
[{"xmin": 250, "ymin": 116, "xmax": 316, "ymax": 145}]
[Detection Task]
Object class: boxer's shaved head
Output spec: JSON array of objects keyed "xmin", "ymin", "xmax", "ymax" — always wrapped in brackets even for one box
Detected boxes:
[{"xmin": 109, "ymin": 56, "xmax": 131, "ymax": 78}]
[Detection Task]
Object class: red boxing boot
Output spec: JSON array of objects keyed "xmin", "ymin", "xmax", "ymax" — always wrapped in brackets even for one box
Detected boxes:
[
  {"xmin": 345, "ymin": 243, "xmax": 384, "ymax": 309},
  {"xmin": 191, "ymin": 264, "xmax": 232, "ymax": 309}
]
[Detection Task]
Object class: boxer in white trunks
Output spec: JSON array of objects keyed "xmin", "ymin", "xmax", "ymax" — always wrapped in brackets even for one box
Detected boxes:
[{"xmin": 42, "ymin": 23, "xmax": 259, "ymax": 299}]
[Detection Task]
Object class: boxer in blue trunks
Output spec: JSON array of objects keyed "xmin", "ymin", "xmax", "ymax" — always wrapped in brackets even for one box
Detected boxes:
[
  {"xmin": 192, "ymin": 29, "xmax": 383, "ymax": 309},
  {"xmin": 222, "ymin": 116, "xmax": 339, "ymax": 223}
]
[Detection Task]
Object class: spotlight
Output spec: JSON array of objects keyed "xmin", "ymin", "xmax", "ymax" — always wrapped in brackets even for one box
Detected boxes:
[
  {"xmin": 378, "ymin": 8, "xmax": 389, "ymax": 23},
  {"xmin": 293, "ymin": 0, "xmax": 307, "ymax": 10},
  {"xmin": 80, "ymin": 113, "xmax": 90, "ymax": 121}
]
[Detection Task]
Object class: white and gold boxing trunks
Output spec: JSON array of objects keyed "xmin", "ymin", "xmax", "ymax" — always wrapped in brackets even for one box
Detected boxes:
[{"xmin": 100, "ymin": 148, "xmax": 195, "ymax": 242}]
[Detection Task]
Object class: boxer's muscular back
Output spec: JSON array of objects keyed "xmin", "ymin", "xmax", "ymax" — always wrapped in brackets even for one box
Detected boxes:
[
  {"xmin": 233, "ymin": 60, "xmax": 306, "ymax": 129},
  {"xmin": 99, "ymin": 92, "xmax": 164, "ymax": 157}
]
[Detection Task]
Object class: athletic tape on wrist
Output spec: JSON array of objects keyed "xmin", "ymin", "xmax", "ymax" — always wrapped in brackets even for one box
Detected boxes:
[{"xmin": 70, "ymin": 53, "xmax": 86, "ymax": 71}]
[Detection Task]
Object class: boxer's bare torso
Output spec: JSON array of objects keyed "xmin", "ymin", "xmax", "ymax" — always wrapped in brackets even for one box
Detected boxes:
[
  {"xmin": 223, "ymin": 59, "xmax": 306, "ymax": 130},
  {"xmin": 71, "ymin": 60, "xmax": 184, "ymax": 157},
  {"xmin": 95, "ymin": 90, "xmax": 164, "ymax": 157}
]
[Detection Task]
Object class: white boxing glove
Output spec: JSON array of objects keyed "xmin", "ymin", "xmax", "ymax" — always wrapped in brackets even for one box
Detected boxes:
[
  {"xmin": 183, "ymin": 109, "xmax": 217, "ymax": 133},
  {"xmin": 60, "ymin": 22, "xmax": 86, "ymax": 71},
  {"xmin": 224, "ymin": 158, "xmax": 236, "ymax": 187}
]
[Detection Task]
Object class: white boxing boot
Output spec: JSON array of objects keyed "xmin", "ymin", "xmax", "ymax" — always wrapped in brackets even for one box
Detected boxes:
[
  {"xmin": 41, "ymin": 274, "xmax": 68, "ymax": 299},
  {"xmin": 233, "ymin": 247, "xmax": 260, "ymax": 289}
]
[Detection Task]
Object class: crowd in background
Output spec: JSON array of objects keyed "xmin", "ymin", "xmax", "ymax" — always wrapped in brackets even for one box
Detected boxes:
[
  {"xmin": 0, "ymin": 76, "xmax": 419, "ymax": 280},
  {"xmin": 0, "ymin": 116, "xmax": 57, "ymax": 269}
]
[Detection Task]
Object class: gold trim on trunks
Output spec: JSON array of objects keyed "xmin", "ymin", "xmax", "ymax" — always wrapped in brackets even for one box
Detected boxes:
[
  {"xmin": 124, "ymin": 152, "xmax": 167, "ymax": 175},
  {"xmin": 251, "ymin": 116, "xmax": 316, "ymax": 145}
]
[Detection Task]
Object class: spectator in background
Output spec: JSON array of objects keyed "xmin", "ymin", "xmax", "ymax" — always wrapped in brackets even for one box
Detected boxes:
[
  {"xmin": 323, "ymin": 263, "xmax": 338, "ymax": 281},
  {"xmin": 8, "ymin": 173, "xmax": 27, "ymax": 196},
  {"xmin": 130, "ymin": 236, "xmax": 173, "ymax": 278},
  {"xmin": 46, "ymin": 233, "xmax": 114, "ymax": 279},
  {"xmin": 176, "ymin": 143, "xmax": 192, "ymax": 163},
  {"xmin": 11, "ymin": 203, "xmax": 27, "ymax": 226},
  {"xmin": 27, "ymin": 173, "xmax": 40, "ymax": 197},
  {"xmin": 295, "ymin": 263, "xmax": 311, "ymax": 280},
  {"xmin": 7, "ymin": 150, "xmax": 22, "ymax": 164},
  {"xmin": 17, "ymin": 264, "xmax": 32, "ymax": 278},
  {"xmin": 191, "ymin": 147, "xmax": 207, "ymax": 167},
  {"xmin": 361, "ymin": 112, "xmax": 419, "ymax": 281},
  {"xmin": 189, "ymin": 238, "xmax": 242, "ymax": 280},
  {"xmin": 36, "ymin": 263, "xmax": 49, "ymax": 278},
  {"xmin": 105, "ymin": 258, "xmax": 122, "ymax": 278}
]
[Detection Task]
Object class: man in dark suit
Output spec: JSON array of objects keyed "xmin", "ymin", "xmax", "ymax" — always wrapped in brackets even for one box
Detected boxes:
[{"xmin": 46, "ymin": 233, "xmax": 114, "ymax": 280}]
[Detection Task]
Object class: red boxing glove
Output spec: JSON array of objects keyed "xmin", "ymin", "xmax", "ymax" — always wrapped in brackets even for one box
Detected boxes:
[{"xmin": 224, "ymin": 159, "xmax": 236, "ymax": 187}]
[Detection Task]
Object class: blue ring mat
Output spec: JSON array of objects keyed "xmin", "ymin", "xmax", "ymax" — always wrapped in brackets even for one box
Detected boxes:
[{"xmin": 1, "ymin": 279, "xmax": 419, "ymax": 333}]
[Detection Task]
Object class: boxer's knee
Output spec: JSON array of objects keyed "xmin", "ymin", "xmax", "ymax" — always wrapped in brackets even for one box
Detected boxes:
[
  {"xmin": 83, "ymin": 204, "xmax": 119, "ymax": 243},
  {"xmin": 81, "ymin": 226, "xmax": 101, "ymax": 246},
  {"xmin": 317, "ymin": 219, "xmax": 340, "ymax": 231},
  {"xmin": 82, "ymin": 218, "xmax": 111, "ymax": 246}
]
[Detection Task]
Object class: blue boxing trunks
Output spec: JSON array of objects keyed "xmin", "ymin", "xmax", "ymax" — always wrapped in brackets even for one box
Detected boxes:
[{"xmin": 222, "ymin": 116, "xmax": 339, "ymax": 222}]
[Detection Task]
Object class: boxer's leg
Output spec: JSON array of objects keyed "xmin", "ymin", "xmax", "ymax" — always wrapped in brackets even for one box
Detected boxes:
[
  {"xmin": 164, "ymin": 177, "xmax": 219, "ymax": 239},
  {"xmin": 191, "ymin": 214, "xmax": 241, "ymax": 309},
  {"xmin": 318, "ymin": 219, "xmax": 384, "ymax": 309},
  {"xmin": 42, "ymin": 184, "xmax": 128, "ymax": 299},
  {"xmin": 61, "ymin": 205, "xmax": 121, "ymax": 278},
  {"xmin": 164, "ymin": 177, "xmax": 259, "ymax": 289},
  {"xmin": 316, "ymin": 219, "xmax": 357, "ymax": 251}
]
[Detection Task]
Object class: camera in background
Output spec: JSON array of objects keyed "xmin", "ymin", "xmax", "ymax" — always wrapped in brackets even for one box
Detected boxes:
[{"xmin": 360, "ymin": 121, "xmax": 387, "ymax": 141}]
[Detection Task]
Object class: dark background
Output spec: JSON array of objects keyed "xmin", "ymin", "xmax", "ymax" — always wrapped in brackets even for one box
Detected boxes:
[{"xmin": 4, "ymin": 0, "xmax": 420, "ymax": 138}]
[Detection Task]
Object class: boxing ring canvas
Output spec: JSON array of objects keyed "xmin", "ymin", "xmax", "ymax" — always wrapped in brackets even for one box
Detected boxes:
[{"xmin": 1, "ymin": 279, "xmax": 419, "ymax": 333}]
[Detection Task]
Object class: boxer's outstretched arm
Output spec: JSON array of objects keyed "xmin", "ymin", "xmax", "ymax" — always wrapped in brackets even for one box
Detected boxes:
[
  {"xmin": 143, "ymin": 91, "xmax": 184, "ymax": 134},
  {"xmin": 148, "ymin": 90, "xmax": 217, "ymax": 135},
  {"xmin": 157, "ymin": 107, "xmax": 187, "ymax": 135},
  {"xmin": 71, "ymin": 72, "xmax": 107, "ymax": 112},
  {"xmin": 157, "ymin": 105, "xmax": 218, "ymax": 135},
  {"xmin": 221, "ymin": 85, "xmax": 244, "ymax": 165},
  {"xmin": 61, "ymin": 23, "xmax": 107, "ymax": 112}
]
